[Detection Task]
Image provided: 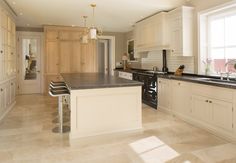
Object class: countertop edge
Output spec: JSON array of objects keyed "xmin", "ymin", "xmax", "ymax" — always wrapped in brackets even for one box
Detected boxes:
[{"xmin": 158, "ymin": 75, "xmax": 236, "ymax": 89}]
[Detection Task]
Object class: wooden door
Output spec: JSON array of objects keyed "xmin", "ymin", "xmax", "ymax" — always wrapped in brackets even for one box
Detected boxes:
[
  {"xmin": 71, "ymin": 41, "xmax": 81, "ymax": 72},
  {"xmin": 46, "ymin": 30, "xmax": 59, "ymax": 41},
  {"xmin": 46, "ymin": 41, "xmax": 59, "ymax": 74},
  {"xmin": 81, "ymin": 40, "xmax": 97, "ymax": 72},
  {"xmin": 59, "ymin": 41, "xmax": 72, "ymax": 73}
]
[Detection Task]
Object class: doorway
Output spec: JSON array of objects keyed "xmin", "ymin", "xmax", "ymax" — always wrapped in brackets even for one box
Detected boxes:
[
  {"xmin": 17, "ymin": 32, "xmax": 43, "ymax": 94},
  {"xmin": 97, "ymin": 36, "xmax": 115, "ymax": 75},
  {"xmin": 97, "ymin": 39, "xmax": 110, "ymax": 74}
]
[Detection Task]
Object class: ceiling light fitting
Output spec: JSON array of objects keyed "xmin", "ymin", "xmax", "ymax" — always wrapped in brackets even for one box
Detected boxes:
[
  {"xmin": 89, "ymin": 4, "xmax": 102, "ymax": 40},
  {"xmin": 81, "ymin": 16, "xmax": 89, "ymax": 44}
]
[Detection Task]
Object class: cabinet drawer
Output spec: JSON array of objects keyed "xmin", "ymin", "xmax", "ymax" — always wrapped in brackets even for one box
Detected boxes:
[{"xmin": 192, "ymin": 84, "xmax": 233, "ymax": 102}]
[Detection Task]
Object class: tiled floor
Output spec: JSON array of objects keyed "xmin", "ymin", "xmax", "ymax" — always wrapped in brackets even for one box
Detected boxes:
[{"xmin": 0, "ymin": 94, "xmax": 236, "ymax": 163}]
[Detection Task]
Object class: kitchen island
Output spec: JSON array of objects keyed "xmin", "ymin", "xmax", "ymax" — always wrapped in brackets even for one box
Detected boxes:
[{"xmin": 61, "ymin": 73, "xmax": 143, "ymax": 139}]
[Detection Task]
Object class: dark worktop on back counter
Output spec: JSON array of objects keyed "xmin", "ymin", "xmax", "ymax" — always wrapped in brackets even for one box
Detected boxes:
[
  {"xmin": 61, "ymin": 73, "xmax": 143, "ymax": 90},
  {"xmin": 115, "ymin": 68, "xmax": 236, "ymax": 89}
]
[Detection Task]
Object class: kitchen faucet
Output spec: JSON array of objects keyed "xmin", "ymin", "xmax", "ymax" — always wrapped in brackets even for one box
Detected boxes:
[{"xmin": 223, "ymin": 60, "xmax": 236, "ymax": 81}]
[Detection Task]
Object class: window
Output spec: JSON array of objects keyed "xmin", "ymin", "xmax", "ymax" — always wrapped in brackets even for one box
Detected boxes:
[{"xmin": 199, "ymin": 4, "xmax": 236, "ymax": 75}]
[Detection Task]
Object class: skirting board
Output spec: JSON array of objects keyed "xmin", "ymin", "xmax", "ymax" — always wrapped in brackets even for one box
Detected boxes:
[
  {"xmin": 70, "ymin": 127, "xmax": 143, "ymax": 140},
  {"xmin": 0, "ymin": 101, "xmax": 16, "ymax": 122}
]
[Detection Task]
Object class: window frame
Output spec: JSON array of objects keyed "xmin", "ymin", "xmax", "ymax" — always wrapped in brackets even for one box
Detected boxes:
[{"xmin": 198, "ymin": 4, "xmax": 236, "ymax": 75}]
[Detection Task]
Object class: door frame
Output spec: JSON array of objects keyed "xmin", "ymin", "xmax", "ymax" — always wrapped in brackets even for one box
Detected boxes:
[
  {"xmin": 16, "ymin": 32, "xmax": 44, "ymax": 94},
  {"xmin": 97, "ymin": 39, "xmax": 109, "ymax": 74},
  {"xmin": 98, "ymin": 35, "xmax": 116, "ymax": 76}
]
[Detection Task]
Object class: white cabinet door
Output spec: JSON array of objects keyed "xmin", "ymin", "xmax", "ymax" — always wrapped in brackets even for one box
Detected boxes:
[
  {"xmin": 158, "ymin": 78, "xmax": 170, "ymax": 111},
  {"xmin": 134, "ymin": 12, "xmax": 168, "ymax": 53},
  {"xmin": 5, "ymin": 82, "xmax": 10, "ymax": 107},
  {"xmin": 211, "ymin": 99, "xmax": 233, "ymax": 132},
  {"xmin": 168, "ymin": 6, "xmax": 193, "ymax": 56},
  {"xmin": 191, "ymin": 95, "xmax": 211, "ymax": 123},
  {"xmin": 172, "ymin": 81, "xmax": 191, "ymax": 115},
  {"xmin": 0, "ymin": 85, "xmax": 6, "ymax": 115},
  {"xmin": 10, "ymin": 79, "xmax": 16, "ymax": 103},
  {"xmin": 170, "ymin": 18, "xmax": 183, "ymax": 55}
]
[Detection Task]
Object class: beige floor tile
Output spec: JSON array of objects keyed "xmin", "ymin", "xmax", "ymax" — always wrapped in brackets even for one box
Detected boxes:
[
  {"xmin": 0, "ymin": 94, "xmax": 235, "ymax": 163},
  {"xmin": 193, "ymin": 143, "xmax": 236, "ymax": 163}
]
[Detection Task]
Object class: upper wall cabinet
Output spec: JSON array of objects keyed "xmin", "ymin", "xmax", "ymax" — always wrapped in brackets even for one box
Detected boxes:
[
  {"xmin": 134, "ymin": 12, "xmax": 169, "ymax": 53},
  {"xmin": 168, "ymin": 6, "xmax": 194, "ymax": 56}
]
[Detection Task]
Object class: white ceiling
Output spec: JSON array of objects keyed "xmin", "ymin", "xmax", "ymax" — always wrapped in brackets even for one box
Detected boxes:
[{"xmin": 6, "ymin": 0, "xmax": 188, "ymax": 32}]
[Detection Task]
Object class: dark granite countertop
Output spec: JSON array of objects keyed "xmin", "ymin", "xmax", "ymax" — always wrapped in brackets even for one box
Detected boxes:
[
  {"xmin": 115, "ymin": 68, "xmax": 236, "ymax": 89},
  {"xmin": 158, "ymin": 74, "xmax": 236, "ymax": 89},
  {"xmin": 61, "ymin": 73, "xmax": 143, "ymax": 90}
]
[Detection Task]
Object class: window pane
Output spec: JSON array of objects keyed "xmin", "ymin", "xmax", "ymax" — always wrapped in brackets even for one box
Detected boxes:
[
  {"xmin": 225, "ymin": 15, "xmax": 236, "ymax": 46},
  {"xmin": 210, "ymin": 48, "xmax": 224, "ymax": 59},
  {"xmin": 210, "ymin": 18, "xmax": 224, "ymax": 47},
  {"xmin": 212, "ymin": 59, "xmax": 226, "ymax": 73},
  {"xmin": 225, "ymin": 47, "xmax": 236, "ymax": 59}
]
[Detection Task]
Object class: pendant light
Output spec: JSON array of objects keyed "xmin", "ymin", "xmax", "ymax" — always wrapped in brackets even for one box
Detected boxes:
[
  {"xmin": 81, "ymin": 16, "xmax": 89, "ymax": 44},
  {"xmin": 89, "ymin": 4, "xmax": 97, "ymax": 40}
]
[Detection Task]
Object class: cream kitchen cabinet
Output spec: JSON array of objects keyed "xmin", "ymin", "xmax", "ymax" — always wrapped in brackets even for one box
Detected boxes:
[
  {"xmin": 0, "ymin": 78, "xmax": 16, "ymax": 120},
  {"xmin": 10, "ymin": 79, "xmax": 16, "ymax": 103},
  {"xmin": 0, "ymin": 84, "xmax": 7, "ymax": 115},
  {"xmin": 191, "ymin": 95, "xmax": 212, "ymax": 123},
  {"xmin": 157, "ymin": 78, "xmax": 171, "ymax": 111},
  {"xmin": 157, "ymin": 77, "xmax": 236, "ymax": 141},
  {"xmin": 211, "ymin": 99, "xmax": 233, "ymax": 132},
  {"xmin": 134, "ymin": 12, "xmax": 169, "ymax": 53},
  {"xmin": 0, "ymin": 4, "xmax": 17, "ymax": 121},
  {"xmin": 168, "ymin": 6, "xmax": 194, "ymax": 56},
  {"xmin": 171, "ymin": 80, "xmax": 191, "ymax": 116},
  {"xmin": 192, "ymin": 94, "xmax": 233, "ymax": 133}
]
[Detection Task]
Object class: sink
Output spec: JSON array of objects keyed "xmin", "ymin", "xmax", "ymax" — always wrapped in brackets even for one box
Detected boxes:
[
  {"xmin": 145, "ymin": 70, "xmax": 167, "ymax": 74},
  {"xmin": 197, "ymin": 78, "xmax": 236, "ymax": 84}
]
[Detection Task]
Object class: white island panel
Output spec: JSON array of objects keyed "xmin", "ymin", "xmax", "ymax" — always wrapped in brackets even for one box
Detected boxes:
[{"xmin": 70, "ymin": 86, "xmax": 142, "ymax": 139}]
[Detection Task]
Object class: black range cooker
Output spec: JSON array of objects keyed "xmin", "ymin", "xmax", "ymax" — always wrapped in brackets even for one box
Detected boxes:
[{"xmin": 132, "ymin": 70, "xmax": 158, "ymax": 109}]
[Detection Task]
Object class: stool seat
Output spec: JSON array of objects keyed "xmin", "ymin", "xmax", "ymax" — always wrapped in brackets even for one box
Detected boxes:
[
  {"xmin": 49, "ymin": 90, "xmax": 69, "ymax": 97},
  {"xmin": 49, "ymin": 82, "xmax": 70, "ymax": 134},
  {"xmin": 50, "ymin": 83, "xmax": 67, "ymax": 89}
]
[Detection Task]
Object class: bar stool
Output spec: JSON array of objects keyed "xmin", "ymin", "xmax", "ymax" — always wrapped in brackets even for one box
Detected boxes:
[{"xmin": 49, "ymin": 81, "xmax": 70, "ymax": 133}]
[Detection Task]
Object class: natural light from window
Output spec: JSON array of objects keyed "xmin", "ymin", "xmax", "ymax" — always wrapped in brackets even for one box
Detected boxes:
[
  {"xmin": 199, "ymin": 4, "xmax": 236, "ymax": 76},
  {"xmin": 129, "ymin": 136, "xmax": 180, "ymax": 163}
]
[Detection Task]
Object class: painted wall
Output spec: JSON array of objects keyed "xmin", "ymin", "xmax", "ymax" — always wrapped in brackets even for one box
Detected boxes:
[{"xmin": 187, "ymin": 0, "xmax": 233, "ymax": 73}]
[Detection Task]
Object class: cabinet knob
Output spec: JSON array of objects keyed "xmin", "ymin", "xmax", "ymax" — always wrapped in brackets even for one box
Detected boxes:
[
  {"xmin": 178, "ymin": 83, "xmax": 181, "ymax": 85},
  {"xmin": 1, "ymin": 88, "xmax": 3, "ymax": 91},
  {"xmin": 0, "ymin": 50, "xmax": 3, "ymax": 53},
  {"xmin": 209, "ymin": 101, "xmax": 212, "ymax": 103},
  {"xmin": 205, "ymin": 100, "xmax": 208, "ymax": 103}
]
